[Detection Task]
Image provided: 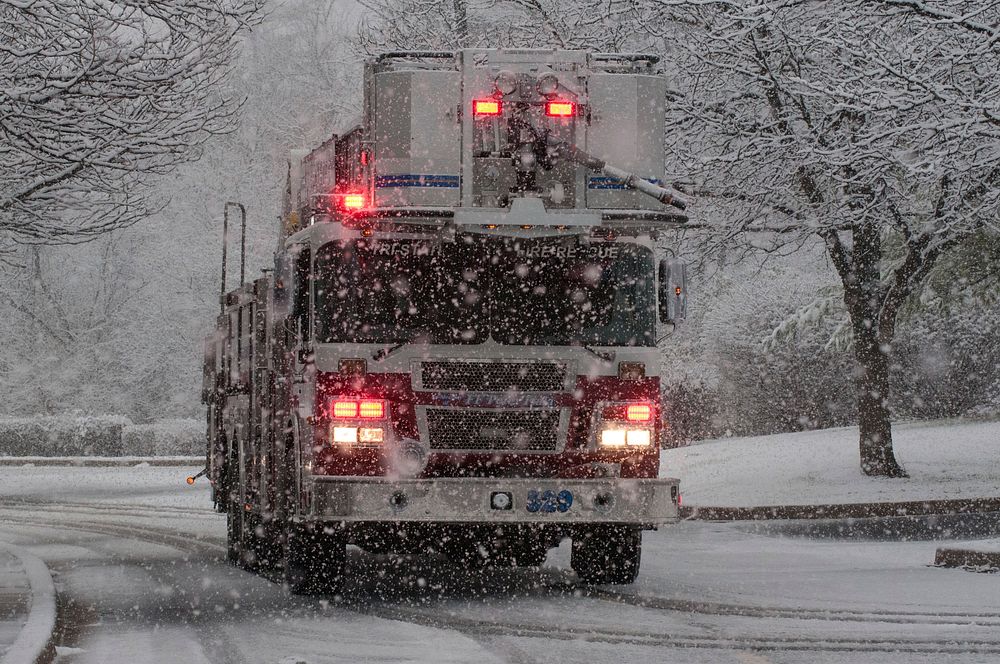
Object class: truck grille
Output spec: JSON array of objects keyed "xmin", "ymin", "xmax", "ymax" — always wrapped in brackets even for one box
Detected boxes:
[
  {"xmin": 420, "ymin": 361, "xmax": 568, "ymax": 392},
  {"xmin": 425, "ymin": 408, "xmax": 562, "ymax": 452}
]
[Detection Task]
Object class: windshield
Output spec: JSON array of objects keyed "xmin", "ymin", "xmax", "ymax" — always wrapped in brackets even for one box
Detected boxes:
[{"xmin": 313, "ymin": 235, "xmax": 654, "ymax": 346}]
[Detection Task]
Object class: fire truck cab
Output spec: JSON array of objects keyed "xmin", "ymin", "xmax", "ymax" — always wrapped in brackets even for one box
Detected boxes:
[{"xmin": 203, "ymin": 49, "xmax": 687, "ymax": 595}]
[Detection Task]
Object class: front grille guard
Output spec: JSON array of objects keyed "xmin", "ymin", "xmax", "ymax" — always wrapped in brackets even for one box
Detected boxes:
[
  {"xmin": 416, "ymin": 405, "xmax": 571, "ymax": 454},
  {"xmin": 414, "ymin": 359, "xmax": 572, "ymax": 392}
]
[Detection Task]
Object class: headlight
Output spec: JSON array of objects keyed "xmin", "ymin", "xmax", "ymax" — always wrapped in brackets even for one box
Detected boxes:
[
  {"xmin": 599, "ymin": 426, "xmax": 652, "ymax": 448},
  {"xmin": 331, "ymin": 426, "xmax": 384, "ymax": 445},
  {"xmin": 626, "ymin": 429, "xmax": 651, "ymax": 446},
  {"xmin": 600, "ymin": 429, "xmax": 627, "ymax": 447},
  {"xmin": 358, "ymin": 427, "xmax": 384, "ymax": 443},
  {"xmin": 333, "ymin": 426, "xmax": 358, "ymax": 444},
  {"xmin": 595, "ymin": 401, "xmax": 656, "ymax": 450}
]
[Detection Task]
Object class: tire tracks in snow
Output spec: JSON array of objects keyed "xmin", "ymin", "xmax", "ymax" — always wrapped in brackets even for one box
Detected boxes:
[{"xmin": 4, "ymin": 504, "xmax": 1000, "ymax": 659}]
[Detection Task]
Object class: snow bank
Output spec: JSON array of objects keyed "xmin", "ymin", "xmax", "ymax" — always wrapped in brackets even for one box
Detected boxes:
[
  {"xmin": 0, "ymin": 416, "xmax": 202, "ymax": 457},
  {"xmin": 662, "ymin": 419, "xmax": 1000, "ymax": 506}
]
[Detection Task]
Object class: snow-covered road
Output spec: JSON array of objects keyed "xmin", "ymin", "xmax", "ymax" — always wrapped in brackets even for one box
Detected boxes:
[{"xmin": 1, "ymin": 467, "xmax": 998, "ymax": 664}]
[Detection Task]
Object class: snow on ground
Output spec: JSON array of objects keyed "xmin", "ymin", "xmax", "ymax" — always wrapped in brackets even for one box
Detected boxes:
[
  {"xmin": 661, "ymin": 419, "xmax": 1000, "ymax": 506},
  {"xmin": 2, "ymin": 453, "xmax": 1000, "ymax": 663}
]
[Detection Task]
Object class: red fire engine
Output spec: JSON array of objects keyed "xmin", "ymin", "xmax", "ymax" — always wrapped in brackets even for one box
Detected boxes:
[{"xmin": 202, "ymin": 49, "xmax": 687, "ymax": 595}]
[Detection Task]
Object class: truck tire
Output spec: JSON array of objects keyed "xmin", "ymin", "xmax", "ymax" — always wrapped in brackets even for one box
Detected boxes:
[
  {"xmin": 239, "ymin": 513, "xmax": 274, "ymax": 573},
  {"xmin": 248, "ymin": 517, "xmax": 282, "ymax": 572},
  {"xmin": 283, "ymin": 523, "xmax": 346, "ymax": 596},
  {"xmin": 571, "ymin": 526, "xmax": 641, "ymax": 585},
  {"xmin": 226, "ymin": 499, "xmax": 244, "ymax": 566}
]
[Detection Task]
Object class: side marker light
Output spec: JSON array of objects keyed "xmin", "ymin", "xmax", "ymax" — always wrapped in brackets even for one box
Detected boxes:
[
  {"xmin": 545, "ymin": 101, "xmax": 575, "ymax": 117},
  {"xmin": 473, "ymin": 99, "xmax": 501, "ymax": 116}
]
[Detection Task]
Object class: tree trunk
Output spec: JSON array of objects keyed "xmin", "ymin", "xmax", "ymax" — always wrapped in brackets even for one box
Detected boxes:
[
  {"xmin": 854, "ymin": 326, "xmax": 907, "ymax": 477},
  {"xmin": 831, "ymin": 217, "xmax": 908, "ymax": 479},
  {"xmin": 453, "ymin": 0, "xmax": 469, "ymax": 43}
]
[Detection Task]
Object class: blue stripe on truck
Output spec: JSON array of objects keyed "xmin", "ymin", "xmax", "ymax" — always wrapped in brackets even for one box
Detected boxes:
[
  {"xmin": 375, "ymin": 174, "xmax": 460, "ymax": 188},
  {"xmin": 588, "ymin": 176, "xmax": 663, "ymax": 190}
]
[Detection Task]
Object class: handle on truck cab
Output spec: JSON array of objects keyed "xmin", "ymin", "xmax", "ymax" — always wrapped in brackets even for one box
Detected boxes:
[{"xmin": 220, "ymin": 201, "xmax": 247, "ymax": 314}]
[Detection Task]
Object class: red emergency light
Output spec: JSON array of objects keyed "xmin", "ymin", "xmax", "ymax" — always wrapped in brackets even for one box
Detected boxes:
[
  {"xmin": 341, "ymin": 193, "xmax": 365, "ymax": 210},
  {"xmin": 473, "ymin": 99, "xmax": 501, "ymax": 116},
  {"xmin": 331, "ymin": 399, "xmax": 385, "ymax": 419},
  {"xmin": 545, "ymin": 101, "xmax": 576, "ymax": 117},
  {"xmin": 625, "ymin": 404, "xmax": 652, "ymax": 422},
  {"xmin": 601, "ymin": 402, "xmax": 654, "ymax": 422}
]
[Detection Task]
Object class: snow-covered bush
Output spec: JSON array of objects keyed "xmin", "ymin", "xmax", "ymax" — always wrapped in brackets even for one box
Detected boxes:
[
  {"xmin": 121, "ymin": 419, "xmax": 204, "ymax": 456},
  {"xmin": 0, "ymin": 415, "xmax": 128, "ymax": 456},
  {"xmin": 0, "ymin": 415, "xmax": 203, "ymax": 456},
  {"xmin": 661, "ymin": 381, "xmax": 719, "ymax": 447}
]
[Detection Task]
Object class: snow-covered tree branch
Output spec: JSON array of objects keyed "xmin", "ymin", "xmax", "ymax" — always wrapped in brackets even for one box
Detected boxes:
[
  {"xmin": 661, "ymin": 0, "xmax": 999, "ymax": 475},
  {"xmin": 357, "ymin": 0, "xmax": 652, "ymax": 52},
  {"xmin": 0, "ymin": 0, "xmax": 264, "ymax": 250}
]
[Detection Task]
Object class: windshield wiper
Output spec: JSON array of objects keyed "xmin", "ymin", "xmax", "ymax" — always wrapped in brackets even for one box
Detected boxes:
[
  {"xmin": 573, "ymin": 341, "xmax": 615, "ymax": 362},
  {"xmin": 372, "ymin": 331, "xmax": 424, "ymax": 361}
]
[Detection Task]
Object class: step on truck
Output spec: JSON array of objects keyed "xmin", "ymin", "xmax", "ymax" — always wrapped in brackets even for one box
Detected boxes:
[{"xmin": 202, "ymin": 49, "xmax": 688, "ymax": 595}]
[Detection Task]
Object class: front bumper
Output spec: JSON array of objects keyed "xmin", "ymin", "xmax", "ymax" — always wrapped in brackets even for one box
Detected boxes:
[{"xmin": 307, "ymin": 476, "xmax": 681, "ymax": 526}]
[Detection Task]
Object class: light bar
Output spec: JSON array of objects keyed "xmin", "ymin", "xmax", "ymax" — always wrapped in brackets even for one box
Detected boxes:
[
  {"xmin": 545, "ymin": 101, "xmax": 575, "ymax": 117},
  {"xmin": 473, "ymin": 99, "xmax": 501, "ymax": 116}
]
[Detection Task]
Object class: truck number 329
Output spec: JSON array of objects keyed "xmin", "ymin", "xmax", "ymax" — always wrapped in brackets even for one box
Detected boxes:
[{"xmin": 526, "ymin": 489, "xmax": 573, "ymax": 513}]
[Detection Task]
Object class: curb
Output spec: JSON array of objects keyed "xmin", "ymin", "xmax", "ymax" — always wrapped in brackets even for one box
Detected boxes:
[
  {"xmin": 934, "ymin": 547, "xmax": 1000, "ymax": 572},
  {"xmin": 0, "ymin": 543, "xmax": 56, "ymax": 664},
  {"xmin": 680, "ymin": 497, "xmax": 1000, "ymax": 521},
  {"xmin": 0, "ymin": 456, "xmax": 202, "ymax": 468}
]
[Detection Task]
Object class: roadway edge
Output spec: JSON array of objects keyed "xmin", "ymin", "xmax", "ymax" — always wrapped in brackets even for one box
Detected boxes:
[
  {"xmin": 681, "ymin": 497, "xmax": 1000, "ymax": 521},
  {"xmin": 933, "ymin": 547, "xmax": 1000, "ymax": 572},
  {"xmin": 0, "ymin": 543, "xmax": 56, "ymax": 664}
]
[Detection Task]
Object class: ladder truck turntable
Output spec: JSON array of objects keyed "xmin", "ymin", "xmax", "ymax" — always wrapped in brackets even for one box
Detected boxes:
[{"xmin": 202, "ymin": 49, "xmax": 689, "ymax": 595}]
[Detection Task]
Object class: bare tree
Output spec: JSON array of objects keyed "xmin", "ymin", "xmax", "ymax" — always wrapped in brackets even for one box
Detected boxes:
[
  {"xmin": 658, "ymin": 0, "xmax": 1000, "ymax": 476},
  {"xmin": 0, "ymin": 0, "xmax": 264, "ymax": 250},
  {"xmin": 357, "ymin": 0, "xmax": 650, "ymax": 52}
]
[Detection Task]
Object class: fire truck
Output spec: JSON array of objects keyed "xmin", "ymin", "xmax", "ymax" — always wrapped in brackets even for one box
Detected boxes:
[{"xmin": 201, "ymin": 49, "xmax": 688, "ymax": 595}]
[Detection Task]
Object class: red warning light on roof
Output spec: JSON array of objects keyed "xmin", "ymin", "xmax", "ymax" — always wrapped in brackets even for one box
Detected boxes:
[
  {"xmin": 473, "ymin": 99, "xmax": 501, "ymax": 116},
  {"xmin": 545, "ymin": 101, "xmax": 576, "ymax": 117}
]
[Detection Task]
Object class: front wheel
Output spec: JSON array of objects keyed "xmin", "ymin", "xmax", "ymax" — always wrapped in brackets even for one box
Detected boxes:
[{"xmin": 571, "ymin": 526, "xmax": 642, "ymax": 585}]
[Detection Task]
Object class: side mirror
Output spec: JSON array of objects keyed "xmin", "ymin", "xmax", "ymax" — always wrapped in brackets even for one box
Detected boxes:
[
  {"xmin": 658, "ymin": 258, "xmax": 687, "ymax": 324},
  {"xmin": 272, "ymin": 251, "xmax": 292, "ymax": 321}
]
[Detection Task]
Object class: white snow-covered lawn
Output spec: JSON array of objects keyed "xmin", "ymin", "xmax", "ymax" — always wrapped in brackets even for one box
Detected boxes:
[{"xmin": 662, "ymin": 419, "xmax": 1000, "ymax": 507}]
